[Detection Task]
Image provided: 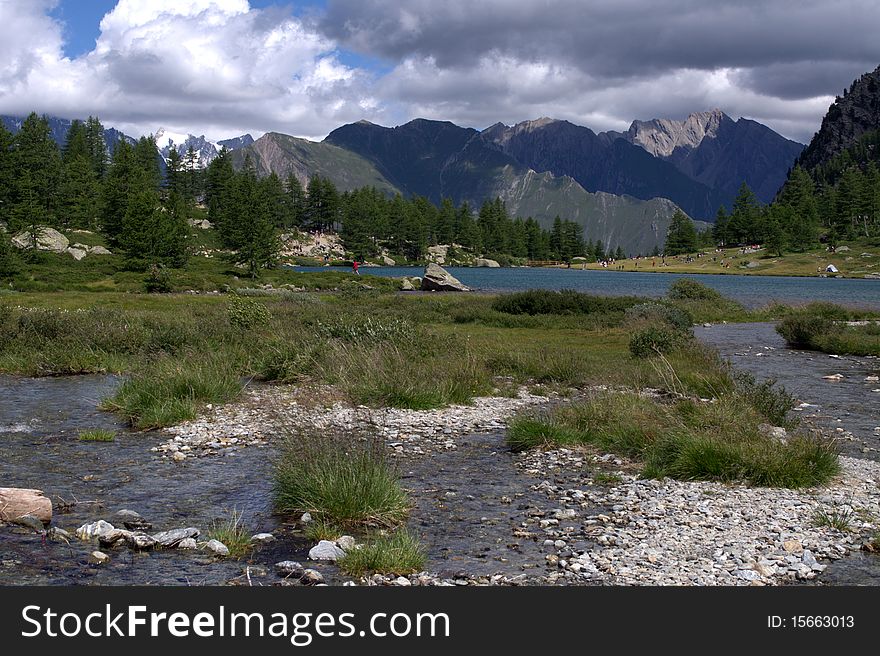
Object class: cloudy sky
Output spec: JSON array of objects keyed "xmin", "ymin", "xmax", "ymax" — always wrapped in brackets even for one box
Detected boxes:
[{"xmin": 1, "ymin": 0, "xmax": 878, "ymax": 143}]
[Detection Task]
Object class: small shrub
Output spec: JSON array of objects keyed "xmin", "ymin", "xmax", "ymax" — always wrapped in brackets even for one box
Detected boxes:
[
  {"xmin": 144, "ymin": 264, "xmax": 173, "ymax": 293},
  {"xmin": 274, "ymin": 429, "xmax": 410, "ymax": 529},
  {"xmin": 667, "ymin": 278, "xmax": 723, "ymax": 302},
  {"xmin": 624, "ymin": 302, "xmax": 693, "ymax": 332},
  {"xmin": 227, "ymin": 295, "xmax": 272, "ymax": 330},
  {"xmin": 492, "ymin": 290, "xmax": 643, "ymax": 316},
  {"xmin": 338, "ymin": 529, "xmax": 426, "ymax": 577},
  {"xmin": 78, "ymin": 429, "xmax": 115, "ymax": 442},
  {"xmin": 776, "ymin": 313, "xmax": 835, "ymax": 349},
  {"xmin": 733, "ymin": 370, "xmax": 796, "ymax": 428},
  {"xmin": 629, "ymin": 324, "xmax": 685, "ymax": 358}
]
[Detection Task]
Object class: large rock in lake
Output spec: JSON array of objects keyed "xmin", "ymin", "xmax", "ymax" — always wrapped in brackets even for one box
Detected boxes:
[
  {"xmin": 12, "ymin": 227, "xmax": 69, "ymax": 253},
  {"xmin": 421, "ymin": 263, "xmax": 470, "ymax": 292},
  {"xmin": 474, "ymin": 258, "xmax": 500, "ymax": 268}
]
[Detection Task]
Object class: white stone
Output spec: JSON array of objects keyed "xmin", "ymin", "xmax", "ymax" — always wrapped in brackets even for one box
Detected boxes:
[
  {"xmin": 205, "ymin": 539, "xmax": 230, "ymax": 556},
  {"xmin": 308, "ymin": 540, "xmax": 346, "ymax": 561}
]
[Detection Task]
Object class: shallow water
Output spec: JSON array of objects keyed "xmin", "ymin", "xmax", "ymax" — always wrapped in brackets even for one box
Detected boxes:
[
  {"xmin": 695, "ymin": 323, "xmax": 880, "ymax": 584},
  {"xmin": 293, "ymin": 265, "xmax": 880, "ymax": 309},
  {"xmin": 695, "ymin": 323, "xmax": 880, "ymax": 460},
  {"xmin": 0, "ymin": 375, "xmax": 313, "ymax": 586}
]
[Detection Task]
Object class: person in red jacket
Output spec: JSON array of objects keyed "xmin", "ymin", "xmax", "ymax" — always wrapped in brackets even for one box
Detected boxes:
[{"xmin": 352, "ymin": 259, "xmax": 360, "ymax": 275}]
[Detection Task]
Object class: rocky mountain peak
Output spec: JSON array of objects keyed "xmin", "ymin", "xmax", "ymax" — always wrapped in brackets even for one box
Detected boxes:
[
  {"xmin": 626, "ymin": 108, "xmax": 730, "ymax": 158},
  {"xmin": 796, "ymin": 64, "xmax": 880, "ymax": 171}
]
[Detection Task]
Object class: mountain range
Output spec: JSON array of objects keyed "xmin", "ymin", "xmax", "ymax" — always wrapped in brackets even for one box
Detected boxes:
[{"xmin": 2, "ymin": 108, "xmax": 804, "ymax": 254}]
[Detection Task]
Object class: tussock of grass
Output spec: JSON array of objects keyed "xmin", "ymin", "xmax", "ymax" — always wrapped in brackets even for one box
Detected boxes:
[
  {"xmin": 813, "ymin": 505, "xmax": 854, "ymax": 532},
  {"xmin": 338, "ymin": 529, "xmax": 426, "ymax": 577},
  {"xmin": 103, "ymin": 356, "xmax": 243, "ymax": 429},
  {"xmin": 509, "ymin": 390, "xmax": 838, "ymax": 489},
  {"xmin": 207, "ymin": 509, "xmax": 252, "ymax": 558},
  {"xmin": 274, "ymin": 429, "xmax": 410, "ymax": 529},
  {"xmin": 78, "ymin": 428, "xmax": 115, "ymax": 442}
]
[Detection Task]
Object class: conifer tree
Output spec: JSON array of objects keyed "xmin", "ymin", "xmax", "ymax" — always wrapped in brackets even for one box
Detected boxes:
[
  {"xmin": 10, "ymin": 113, "xmax": 62, "ymax": 228},
  {"xmin": 84, "ymin": 116, "xmax": 108, "ymax": 178},
  {"xmin": 664, "ymin": 209, "xmax": 698, "ymax": 255}
]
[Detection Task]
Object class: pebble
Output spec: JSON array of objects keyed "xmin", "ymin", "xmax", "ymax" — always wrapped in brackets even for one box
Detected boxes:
[{"xmin": 89, "ymin": 551, "xmax": 110, "ymax": 565}]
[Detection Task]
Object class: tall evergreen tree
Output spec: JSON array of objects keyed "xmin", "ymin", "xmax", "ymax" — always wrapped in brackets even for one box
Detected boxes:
[
  {"xmin": 664, "ymin": 209, "xmax": 698, "ymax": 255},
  {"xmin": 84, "ymin": 116, "xmax": 108, "ymax": 178},
  {"xmin": 10, "ymin": 113, "xmax": 62, "ymax": 228}
]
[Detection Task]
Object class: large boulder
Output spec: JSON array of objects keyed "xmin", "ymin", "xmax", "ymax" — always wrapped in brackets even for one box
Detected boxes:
[
  {"xmin": 88, "ymin": 245, "xmax": 113, "ymax": 256},
  {"xmin": 421, "ymin": 263, "xmax": 470, "ymax": 292},
  {"xmin": 382, "ymin": 255, "xmax": 396, "ymax": 266},
  {"xmin": 12, "ymin": 227, "xmax": 69, "ymax": 253},
  {"xmin": 474, "ymin": 258, "xmax": 500, "ymax": 268}
]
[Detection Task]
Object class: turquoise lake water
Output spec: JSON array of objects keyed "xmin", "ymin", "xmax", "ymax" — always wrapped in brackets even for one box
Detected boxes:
[{"xmin": 291, "ymin": 266, "xmax": 880, "ymax": 309}]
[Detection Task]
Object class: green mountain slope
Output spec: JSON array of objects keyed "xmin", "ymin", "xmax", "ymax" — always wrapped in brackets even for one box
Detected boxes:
[{"xmin": 231, "ymin": 132, "xmax": 400, "ymax": 194}]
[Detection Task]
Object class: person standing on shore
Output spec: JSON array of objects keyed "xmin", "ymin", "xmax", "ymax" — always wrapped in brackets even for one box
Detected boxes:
[{"xmin": 352, "ymin": 259, "xmax": 360, "ymax": 275}]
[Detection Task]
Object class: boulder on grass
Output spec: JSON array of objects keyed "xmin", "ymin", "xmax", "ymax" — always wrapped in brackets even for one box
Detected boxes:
[
  {"xmin": 421, "ymin": 263, "xmax": 469, "ymax": 292},
  {"xmin": 12, "ymin": 227, "xmax": 69, "ymax": 253}
]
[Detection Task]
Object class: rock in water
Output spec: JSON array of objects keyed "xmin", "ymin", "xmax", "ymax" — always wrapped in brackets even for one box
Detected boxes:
[
  {"xmin": 420, "ymin": 263, "xmax": 470, "ymax": 292},
  {"xmin": 0, "ymin": 487, "xmax": 52, "ymax": 524},
  {"xmin": 275, "ymin": 561, "xmax": 305, "ymax": 577},
  {"xmin": 90, "ymin": 551, "xmax": 110, "ymax": 564},
  {"xmin": 474, "ymin": 258, "xmax": 500, "ymax": 268},
  {"xmin": 300, "ymin": 569, "xmax": 325, "ymax": 585},
  {"xmin": 251, "ymin": 533, "xmax": 276, "ymax": 544},
  {"xmin": 124, "ymin": 532, "xmax": 157, "ymax": 550},
  {"xmin": 151, "ymin": 527, "xmax": 200, "ymax": 548},
  {"xmin": 205, "ymin": 539, "xmax": 230, "ymax": 556},
  {"xmin": 76, "ymin": 520, "xmax": 116, "ymax": 541},
  {"xmin": 114, "ymin": 509, "xmax": 152, "ymax": 531},
  {"xmin": 308, "ymin": 540, "xmax": 346, "ymax": 561}
]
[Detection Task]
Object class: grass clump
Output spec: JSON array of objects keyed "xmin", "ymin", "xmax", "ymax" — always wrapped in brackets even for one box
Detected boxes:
[
  {"xmin": 207, "ymin": 509, "xmax": 252, "ymax": 558},
  {"xmin": 104, "ymin": 356, "xmax": 243, "ymax": 429},
  {"xmin": 629, "ymin": 324, "xmax": 687, "ymax": 358},
  {"xmin": 508, "ymin": 390, "xmax": 839, "ymax": 488},
  {"xmin": 274, "ymin": 429, "xmax": 410, "ymax": 529},
  {"xmin": 78, "ymin": 428, "xmax": 115, "ymax": 442},
  {"xmin": 338, "ymin": 528, "xmax": 426, "ymax": 577},
  {"xmin": 813, "ymin": 505, "xmax": 854, "ymax": 532},
  {"xmin": 304, "ymin": 519, "xmax": 344, "ymax": 542},
  {"xmin": 777, "ymin": 304, "xmax": 880, "ymax": 356}
]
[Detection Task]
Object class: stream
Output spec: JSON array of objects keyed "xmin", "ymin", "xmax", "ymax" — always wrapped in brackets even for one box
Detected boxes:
[{"xmin": 1, "ymin": 321, "xmax": 879, "ymax": 585}]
